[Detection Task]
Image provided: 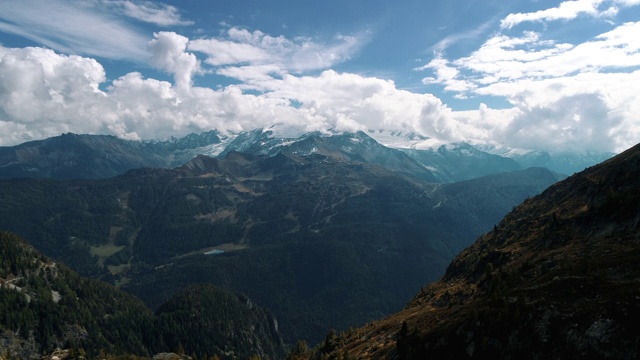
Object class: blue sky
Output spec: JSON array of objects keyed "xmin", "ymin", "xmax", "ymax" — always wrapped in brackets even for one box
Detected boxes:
[{"xmin": 0, "ymin": 0, "xmax": 639, "ymax": 153}]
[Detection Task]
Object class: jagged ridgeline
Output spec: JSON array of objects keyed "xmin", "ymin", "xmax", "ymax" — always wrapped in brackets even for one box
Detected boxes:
[
  {"xmin": 0, "ymin": 232, "xmax": 286, "ymax": 359},
  {"xmin": 307, "ymin": 143, "xmax": 640, "ymax": 359},
  {"xmin": 0, "ymin": 130, "xmax": 613, "ymax": 182}
]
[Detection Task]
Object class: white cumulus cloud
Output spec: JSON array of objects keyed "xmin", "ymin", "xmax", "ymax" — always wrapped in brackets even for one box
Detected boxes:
[
  {"xmin": 0, "ymin": 43, "xmax": 465, "ymax": 148},
  {"xmin": 419, "ymin": 14, "xmax": 640, "ymax": 153},
  {"xmin": 148, "ymin": 32, "xmax": 200, "ymax": 90},
  {"xmin": 2, "ymin": 0, "xmax": 638, "ymax": 155},
  {"xmin": 0, "ymin": 46, "xmax": 140, "ymax": 144}
]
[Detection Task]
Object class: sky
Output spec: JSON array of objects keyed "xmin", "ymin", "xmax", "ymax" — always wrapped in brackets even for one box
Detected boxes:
[{"xmin": 0, "ymin": 0, "xmax": 639, "ymax": 153}]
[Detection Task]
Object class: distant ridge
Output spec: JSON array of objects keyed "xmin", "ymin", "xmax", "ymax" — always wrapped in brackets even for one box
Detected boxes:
[
  {"xmin": 0, "ymin": 129, "xmax": 613, "ymax": 181},
  {"xmin": 0, "ymin": 131, "xmax": 226, "ymax": 179}
]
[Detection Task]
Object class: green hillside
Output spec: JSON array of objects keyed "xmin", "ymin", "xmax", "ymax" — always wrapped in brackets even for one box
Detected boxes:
[{"xmin": 0, "ymin": 232, "xmax": 285, "ymax": 359}]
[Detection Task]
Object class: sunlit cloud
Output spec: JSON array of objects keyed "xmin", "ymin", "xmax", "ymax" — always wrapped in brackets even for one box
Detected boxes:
[
  {"xmin": 0, "ymin": 0, "xmax": 639, "ymax": 154},
  {"xmin": 501, "ymin": 0, "xmax": 640, "ymax": 29},
  {"xmin": 416, "ymin": 0, "xmax": 640, "ymax": 153},
  {"xmin": 148, "ymin": 32, "xmax": 200, "ymax": 90},
  {"xmin": 189, "ymin": 27, "xmax": 368, "ymax": 82},
  {"xmin": 421, "ymin": 21, "xmax": 640, "ymax": 97},
  {"xmin": 501, "ymin": 0, "xmax": 607, "ymax": 29},
  {"xmin": 0, "ymin": 44, "xmax": 461, "ymax": 148}
]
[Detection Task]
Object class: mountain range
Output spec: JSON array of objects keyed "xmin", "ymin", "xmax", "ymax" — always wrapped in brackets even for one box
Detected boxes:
[
  {"xmin": 0, "ymin": 129, "xmax": 613, "ymax": 181},
  {"xmin": 0, "ymin": 137, "xmax": 561, "ymax": 346},
  {"xmin": 0, "ymin": 127, "xmax": 623, "ymax": 354},
  {"xmin": 1, "ymin": 134, "xmax": 634, "ymax": 358},
  {"xmin": 306, "ymin": 142, "xmax": 640, "ymax": 359},
  {"xmin": 0, "ymin": 131, "xmax": 226, "ymax": 179}
]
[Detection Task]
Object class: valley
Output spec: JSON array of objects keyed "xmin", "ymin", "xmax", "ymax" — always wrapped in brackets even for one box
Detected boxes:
[{"xmin": 0, "ymin": 131, "xmax": 564, "ymax": 347}]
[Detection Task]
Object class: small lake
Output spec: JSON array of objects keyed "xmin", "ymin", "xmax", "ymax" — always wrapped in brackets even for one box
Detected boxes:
[{"xmin": 204, "ymin": 249, "xmax": 225, "ymax": 255}]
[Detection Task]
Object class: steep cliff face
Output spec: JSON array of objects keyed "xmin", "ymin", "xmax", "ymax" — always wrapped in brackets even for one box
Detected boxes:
[{"xmin": 309, "ymin": 143, "xmax": 640, "ymax": 359}]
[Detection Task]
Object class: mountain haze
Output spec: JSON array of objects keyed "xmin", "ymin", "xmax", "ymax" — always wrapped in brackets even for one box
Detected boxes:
[
  {"xmin": 400, "ymin": 143, "xmax": 522, "ymax": 182},
  {"xmin": 499, "ymin": 148, "xmax": 615, "ymax": 176}
]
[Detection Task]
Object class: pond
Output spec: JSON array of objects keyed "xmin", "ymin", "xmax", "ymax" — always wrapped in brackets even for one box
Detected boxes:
[{"xmin": 204, "ymin": 249, "xmax": 225, "ymax": 255}]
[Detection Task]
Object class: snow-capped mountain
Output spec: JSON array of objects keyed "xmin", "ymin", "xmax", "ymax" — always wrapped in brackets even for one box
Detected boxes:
[
  {"xmin": 220, "ymin": 129, "xmax": 440, "ymax": 182},
  {"xmin": 363, "ymin": 129, "xmax": 432, "ymax": 149},
  {"xmin": 0, "ymin": 126, "xmax": 616, "ymax": 181}
]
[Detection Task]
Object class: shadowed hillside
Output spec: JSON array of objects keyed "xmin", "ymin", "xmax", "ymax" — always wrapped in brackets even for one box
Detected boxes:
[
  {"xmin": 0, "ymin": 232, "xmax": 286, "ymax": 359},
  {"xmin": 0, "ymin": 131, "xmax": 224, "ymax": 179},
  {"xmin": 308, "ymin": 143, "xmax": 640, "ymax": 359}
]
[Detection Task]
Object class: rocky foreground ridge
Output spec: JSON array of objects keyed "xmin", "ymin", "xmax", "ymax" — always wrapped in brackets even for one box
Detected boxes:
[{"xmin": 305, "ymin": 143, "xmax": 640, "ymax": 359}]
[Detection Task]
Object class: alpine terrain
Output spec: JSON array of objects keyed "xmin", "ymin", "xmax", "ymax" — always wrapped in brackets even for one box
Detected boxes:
[
  {"xmin": 305, "ymin": 142, "xmax": 640, "ymax": 359},
  {"xmin": 0, "ymin": 131, "xmax": 562, "ymax": 345}
]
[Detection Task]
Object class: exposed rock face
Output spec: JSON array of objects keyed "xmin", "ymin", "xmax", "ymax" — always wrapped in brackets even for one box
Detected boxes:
[{"xmin": 309, "ymin": 143, "xmax": 640, "ymax": 359}]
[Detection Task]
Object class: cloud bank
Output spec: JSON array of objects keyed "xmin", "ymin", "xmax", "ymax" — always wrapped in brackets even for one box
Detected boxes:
[
  {"xmin": 418, "ymin": 3, "xmax": 640, "ymax": 153},
  {"xmin": 0, "ymin": 41, "xmax": 457, "ymax": 147},
  {"xmin": 0, "ymin": 0, "xmax": 639, "ymax": 154}
]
